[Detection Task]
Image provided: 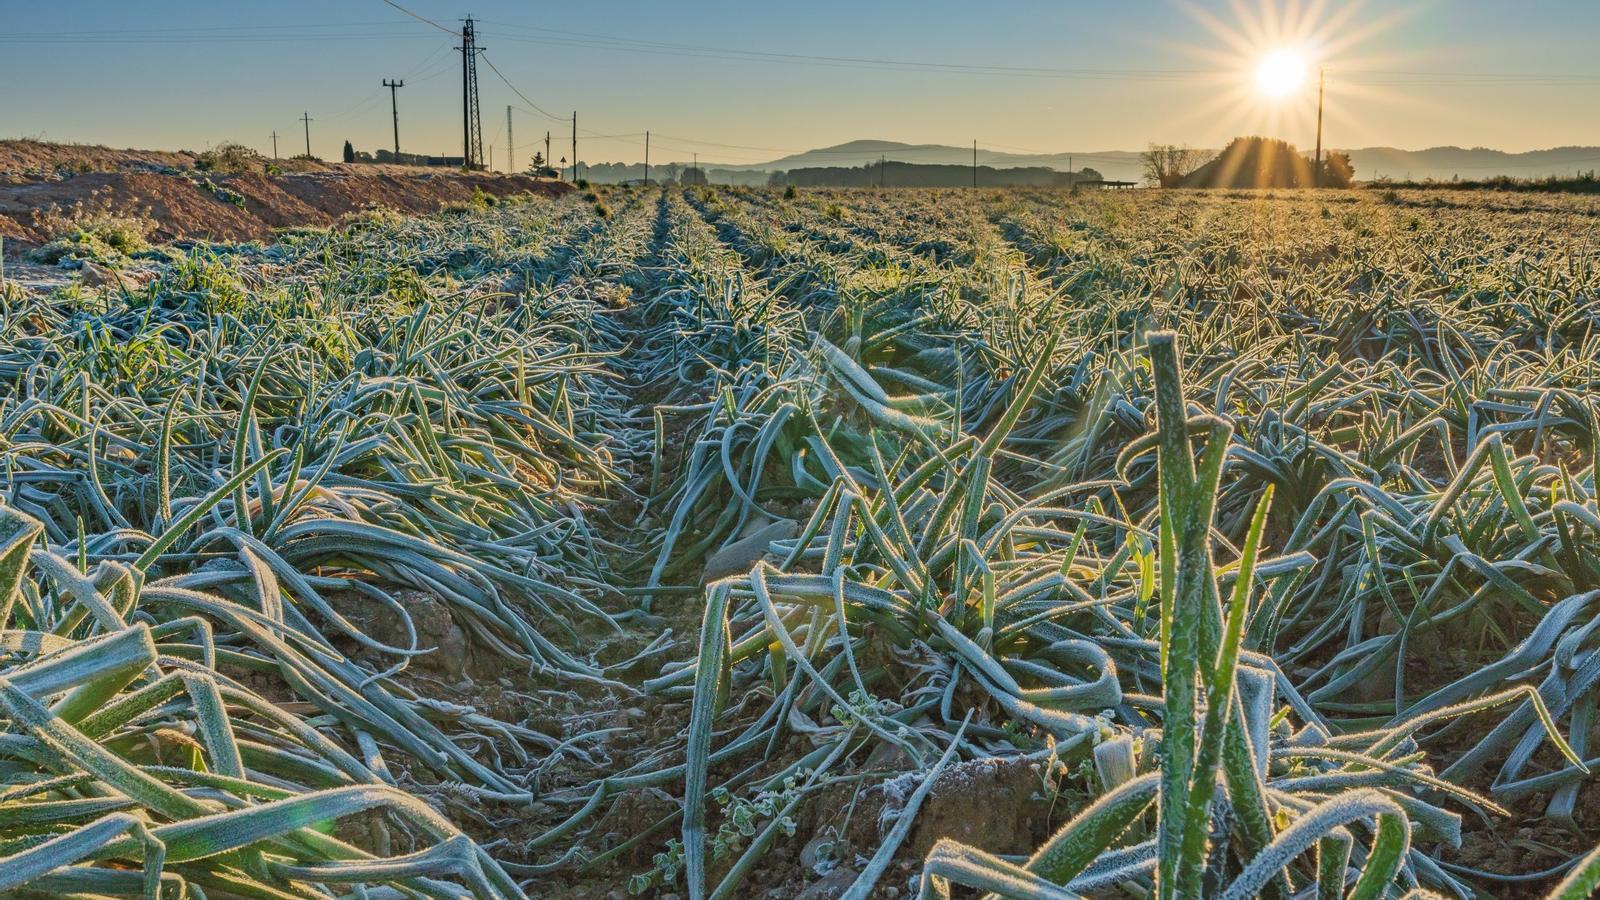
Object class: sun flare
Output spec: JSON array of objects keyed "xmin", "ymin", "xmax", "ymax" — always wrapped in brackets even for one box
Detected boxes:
[{"xmin": 1255, "ymin": 48, "xmax": 1308, "ymax": 97}]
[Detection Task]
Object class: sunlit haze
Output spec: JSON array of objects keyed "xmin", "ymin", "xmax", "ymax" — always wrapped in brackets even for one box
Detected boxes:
[{"xmin": 3, "ymin": 0, "xmax": 1599, "ymax": 163}]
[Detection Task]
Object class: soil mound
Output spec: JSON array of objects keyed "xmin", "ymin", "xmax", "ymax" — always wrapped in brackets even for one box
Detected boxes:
[{"xmin": 0, "ymin": 140, "xmax": 573, "ymax": 249}]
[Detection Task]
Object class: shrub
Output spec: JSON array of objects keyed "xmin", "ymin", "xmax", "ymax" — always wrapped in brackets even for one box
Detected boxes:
[
  {"xmin": 31, "ymin": 215, "xmax": 154, "ymax": 265},
  {"xmin": 195, "ymin": 142, "xmax": 263, "ymax": 174}
]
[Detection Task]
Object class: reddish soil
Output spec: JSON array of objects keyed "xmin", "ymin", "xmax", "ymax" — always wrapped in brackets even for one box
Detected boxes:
[
  {"xmin": 0, "ymin": 140, "xmax": 573, "ymax": 248},
  {"xmin": 0, "ymin": 139, "xmax": 202, "ymax": 176}
]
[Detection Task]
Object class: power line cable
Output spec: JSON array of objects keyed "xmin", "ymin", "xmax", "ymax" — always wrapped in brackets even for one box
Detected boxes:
[
  {"xmin": 479, "ymin": 52, "xmax": 570, "ymax": 123},
  {"xmin": 377, "ymin": 0, "xmax": 458, "ymax": 36}
]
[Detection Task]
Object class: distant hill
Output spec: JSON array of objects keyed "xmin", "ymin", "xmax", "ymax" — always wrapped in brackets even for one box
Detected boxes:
[
  {"xmin": 721, "ymin": 141, "xmax": 1147, "ymax": 183},
  {"xmin": 1346, "ymin": 146, "xmax": 1600, "ymax": 182},
  {"xmin": 708, "ymin": 140, "xmax": 1600, "ymax": 185},
  {"xmin": 772, "ymin": 161, "xmax": 1100, "ymax": 189}
]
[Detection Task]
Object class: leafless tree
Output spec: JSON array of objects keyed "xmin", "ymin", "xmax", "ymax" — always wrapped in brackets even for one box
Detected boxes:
[{"xmin": 1141, "ymin": 144, "xmax": 1208, "ymax": 187}]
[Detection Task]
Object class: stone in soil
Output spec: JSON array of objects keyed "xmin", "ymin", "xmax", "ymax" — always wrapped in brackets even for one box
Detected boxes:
[{"xmin": 794, "ymin": 866, "xmax": 859, "ymax": 900}]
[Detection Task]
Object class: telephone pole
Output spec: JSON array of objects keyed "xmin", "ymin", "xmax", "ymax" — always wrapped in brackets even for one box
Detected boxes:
[
  {"xmin": 880, "ymin": 154, "xmax": 886, "ymax": 188},
  {"xmin": 571, "ymin": 112, "xmax": 578, "ymax": 182},
  {"xmin": 271, "ymin": 131, "xmax": 279, "ymax": 161},
  {"xmin": 383, "ymin": 79, "xmax": 405, "ymax": 159},
  {"xmin": 299, "ymin": 112, "xmax": 313, "ymax": 159},
  {"xmin": 506, "ymin": 105, "xmax": 514, "ymax": 173},
  {"xmin": 644, "ymin": 130, "xmax": 650, "ymax": 184},
  {"xmin": 458, "ymin": 17, "xmax": 484, "ymax": 169},
  {"xmin": 972, "ymin": 140, "xmax": 977, "ymax": 188},
  {"xmin": 1313, "ymin": 66, "xmax": 1325, "ymax": 187},
  {"xmin": 545, "ymin": 131, "xmax": 551, "ymax": 172}
]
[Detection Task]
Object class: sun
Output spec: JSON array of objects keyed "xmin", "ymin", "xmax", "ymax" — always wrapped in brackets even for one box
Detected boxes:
[{"xmin": 1254, "ymin": 48, "xmax": 1308, "ymax": 98}]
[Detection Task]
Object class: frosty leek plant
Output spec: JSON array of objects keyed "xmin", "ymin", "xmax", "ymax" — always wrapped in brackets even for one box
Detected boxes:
[
  {"xmin": 915, "ymin": 333, "xmax": 1584, "ymax": 899},
  {"xmin": 0, "ymin": 504, "xmax": 523, "ymax": 897}
]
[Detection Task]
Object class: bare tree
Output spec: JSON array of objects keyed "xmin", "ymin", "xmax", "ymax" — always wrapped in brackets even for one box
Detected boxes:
[{"xmin": 1141, "ymin": 144, "xmax": 1208, "ymax": 187}]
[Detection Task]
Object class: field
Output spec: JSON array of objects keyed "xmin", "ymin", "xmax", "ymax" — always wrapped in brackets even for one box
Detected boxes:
[{"xmin": 3, "ymin": 182, "xmax": 1600, "ymax": 898}]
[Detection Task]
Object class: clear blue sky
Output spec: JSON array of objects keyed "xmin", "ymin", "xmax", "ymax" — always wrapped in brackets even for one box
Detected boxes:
[{"xmin": 4, "ymin": 1, "xmax": 1597, "ymax": 167}]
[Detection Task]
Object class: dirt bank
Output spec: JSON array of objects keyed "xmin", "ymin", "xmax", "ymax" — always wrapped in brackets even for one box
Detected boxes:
[{"xmin": 0, "ymin": 140, "xmax": 573, "ymax": 248}]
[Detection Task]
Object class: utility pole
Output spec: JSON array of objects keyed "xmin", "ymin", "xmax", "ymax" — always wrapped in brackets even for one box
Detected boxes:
[
  {"xmin": 1069, "ymin": 155, "xmax": 1074, "ymax": 187},
  {"xmin": 458, "ymin": 17, "xmax": 484, "ymax": 169},
  {"xmin": 383, "ymin": 79, "xmax": 404, "ymax": 159},
  {"xmin": 506, "ymin": 105, "xmax": 514, "ymax": 173},
  {"xmin": 644, "ymin": 130, "xmax": 650, "ymax": 184},
  {"xmin": 299, "ymin": 112, "xmax": 313, "ymax": 158},
  {"xmin": 1313, "ymin": 66, "xmax": 1325, "ymax": 187},
  {"xmin": 880, "ymin": 154, "xmax": 886, "ymax": 188},
  {"xmin": 545, "ymin": 131, "xmax": 551, "ymax": 173},
  {"xmin": 270, "ymin": 131, "xmax": 279, "ymax": 161},
  {"xmin": 972, "ymin": 140, "xmax": 977, "ymax": 188},
  {"xmin": 693, "ymin": 152, "xmax": 699, "ymax": 184},
  {"xmin": 571, "ymin": 111, "xmax": 578, "ymax": 182}
]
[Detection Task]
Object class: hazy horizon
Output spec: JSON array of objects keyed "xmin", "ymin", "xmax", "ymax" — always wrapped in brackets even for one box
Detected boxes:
[{"xmin": 6, "ymin": 0, "xmax": 1599, "ymax": 168}]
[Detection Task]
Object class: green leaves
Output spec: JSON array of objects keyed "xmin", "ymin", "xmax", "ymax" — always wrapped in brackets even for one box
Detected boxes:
[{"xmin": 0, "ymin": 500, "xmax": 520, "ymax": 897}]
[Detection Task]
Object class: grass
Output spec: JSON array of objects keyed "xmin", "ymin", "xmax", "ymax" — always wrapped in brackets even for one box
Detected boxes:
[{"xmin": 3, "ymin": 182, "xmax": 1600, "ymax": 897}]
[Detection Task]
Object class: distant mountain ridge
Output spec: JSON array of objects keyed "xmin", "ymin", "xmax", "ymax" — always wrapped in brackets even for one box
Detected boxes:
[{"xmin": 717, "ymin": 140, "xmax": 1600, "ymax": 184}]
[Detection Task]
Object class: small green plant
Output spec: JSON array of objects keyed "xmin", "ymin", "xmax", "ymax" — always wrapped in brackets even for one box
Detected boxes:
[{"xmin": 628, "ymin": 838, "xmax": 686, "ymax": 894}]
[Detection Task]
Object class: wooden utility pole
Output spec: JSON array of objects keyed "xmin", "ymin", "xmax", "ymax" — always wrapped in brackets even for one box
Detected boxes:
[
  {"xmin": 972, "ymin": 140, "xmax": 977, "ymax": 188},
  {"xmin": 383, "ymin": 79, "xmax": 405, "ymax": 158},
  {"xmin": 545, "ymin": 132, "xmax": 551, "ymax": 172},
  {"xmin": 270, "ymin": 131, "xmax": 279, "ymax": 160},
  {"xmin": 1313, "ymin": 67, "xmax": 1325, "ymax": 187},
  {"xmin": 300, "ymin": 112, "xmax": 313, "ymax": 158},
  {"xmin": 880, "ymin": 154, "xmax": 886, "ymax": 188},
  {"xmin": 571, "ymin": 112, "xmax": 578, "ymax": 181},
  {"xmin": 506, "ymin": 105, "xmax": 514, "ymax": 173},
  {"xmin": 645, "ymin": 131, "xmax": 650, "ymax": 184}
]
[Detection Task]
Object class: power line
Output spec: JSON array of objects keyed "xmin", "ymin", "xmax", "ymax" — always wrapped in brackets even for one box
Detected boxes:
[
  {"xmin": 479, "ymin": 52, "xmax": 568, "ymax": 123},
  {"xmin": 4, "ymin": 30, "xmax": 432, "ymax": 44},
  {"xmin": 479, "ymin": 22, "xmax": 1600, "ymax": 86},
  {"xmin": 377, "ymin": 0, "xmax": 458, "ymax": 36}
]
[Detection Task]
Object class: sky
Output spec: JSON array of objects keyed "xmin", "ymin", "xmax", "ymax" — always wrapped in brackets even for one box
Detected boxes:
[{"xmin": 3, "ymin": 0, "xmax": 1599, "ymax": 169}]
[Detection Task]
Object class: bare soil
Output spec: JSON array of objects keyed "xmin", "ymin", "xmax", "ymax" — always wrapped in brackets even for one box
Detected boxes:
[{"xmin": 0, "ymin": 139, "xmax": 572, "ymax": 248}]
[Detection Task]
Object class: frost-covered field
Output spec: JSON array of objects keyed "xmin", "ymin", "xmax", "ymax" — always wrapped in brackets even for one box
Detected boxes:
[{"xmin": 4, "ymin": 184, "xmax": 1600, "ymax": 898}]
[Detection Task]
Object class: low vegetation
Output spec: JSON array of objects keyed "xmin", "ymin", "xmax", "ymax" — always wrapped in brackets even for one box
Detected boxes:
[
  {"xmin": 30, "ymin": 213, "xmax": 154, "ymax": 264},
  {"xmin": 1, "ymin": 183, "xmax": 1599, "ymax": 898},
  {"xmin": 194, "ymin": 141, "xmax": 264, "ymax": 175}
]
